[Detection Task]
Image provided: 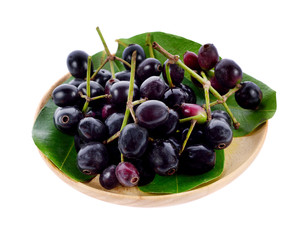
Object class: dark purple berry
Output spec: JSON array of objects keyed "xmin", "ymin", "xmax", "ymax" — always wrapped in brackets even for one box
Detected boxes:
[
  {"xmin": 197, "ymin": 44, "xmax": 219, "ymax": 70},
  {"xmin": 77, "ymin": 81, "xmax": 105, "ymax": 107},
  {"xmin": 235, "ymin": 81, "xmax": 263, "ymax": 110},
  {"xmin": 53, "ymin": 106, "xmax": 83, "ymax": 135},
  {"xmin": 122, "ymin": 44, "xmax": 146, "ymax": 70},
  {"xmin": 151, "ymin": 109, "xmax": 179, "ymax": 137},
  {"xmin": 77, "ymin": 143, "xmax": 109, "ymax": 175},
  {"xmin": 136, "ymin": 58, "xmax": 162, "ymax": 85},
  {"xmin": 204, "ymin": 118, "xmax": 233, "ymax": 150},
  {"xmin": 77, "ymin": 117, "xmax": 107, "ymax": 142},
  {"xmin": 140, "ymin": 76, "xmax": 167, "ymax": 100},
  {"xmin": 163, "ymin": 87, "xmax": 187, "ymax": 109},
  {"xmin": 99, "ymin": 165, "xmax": 119, "ymax": 190},
  {"xmin": 147, "ymin": 139, "xmax": 179, "ymax": 176},
  {"xmin": 180, "ymin": 144, "xmax": 216, "ymax": 175},
  {"xmin": 67, "ymin": 50, "xmax": 93, "ymax": 78},
  {"xmin": 178, "ymin": 83, "xmax": 197, "ymax": 104},
  {"xmin": 101, "ymin": 104, "xmax": 117, "ymax": 120},
  {"xmin": 115, "ymin": 162, "xmax": 140, "ymax": 187},
  {"xmin": 215, "ymin": 59, "xmax": 242, "ymax": 89},
  {"xmin": 118, "ymin": 123, "xmax": 148, "ymax": 158},
  {"xmin": 52, "ymin": 84, "xmax": 79, "ymax": 107},
  {"xmin": 135, "ymin": 100, "xmax": 169, "ymax": 129}
]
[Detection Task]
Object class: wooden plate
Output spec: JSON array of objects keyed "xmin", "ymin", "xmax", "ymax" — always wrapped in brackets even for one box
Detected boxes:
[{"xmin": 35, "ymin": 73, "xmax": 268, "ymax": 207}]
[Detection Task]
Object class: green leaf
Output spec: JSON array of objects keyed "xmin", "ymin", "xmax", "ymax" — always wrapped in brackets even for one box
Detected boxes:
[{"xmin": 139, "ymin": 150, "xmax": 224, "ymax": 194}]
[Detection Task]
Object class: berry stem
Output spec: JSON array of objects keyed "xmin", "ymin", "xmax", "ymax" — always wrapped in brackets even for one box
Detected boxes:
[
  {"xmin": 90, "ymin": 57, "xmax": 109, "ymax": 81},
  {"xmin": 208, "ymin": 84, "xmax": 242, "ymax": 107},
  {"xmin": 179, "ymin": 119, "xmax": 197, "ymax": 155},
  {"xmin": 165, "ymin": 60, "xmax": 175, "ymax": 88},
  {"xmin": 82, "ymin": 56, "xmax": 92, "ymax": 113},
  {"xmin": 146, "ymin": 33, "xmax": 155, "ymax": 58},
  {"xmin": 132, "ymin": 98, "xmax": 148, "ymax": 106},
  {"xmin": 96, "ymin": 26, "xmax": 116, "ymax": 78},
  {"xmin": 201, "ymin": 71, "xmax": 212, "ymax": 121},
  {"xmin": 120, "ymin": 50, "xmax": 137, "ymax": 130},
  {"xmin": 114, "ymin": 56, "xmax": 131, "ymax": 69}
]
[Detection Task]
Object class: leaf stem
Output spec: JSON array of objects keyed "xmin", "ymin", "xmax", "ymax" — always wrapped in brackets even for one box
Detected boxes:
[
  {"xmin": 115, "ymin": 39, "xmax": 129, "ymax": 48},
  {"xmin": 114, "ymin": 56, "xmax": 131, "ymax": 69},
  {"xmin": 146, "ymin": 33, "xmax": 155, "ymax": 58}
]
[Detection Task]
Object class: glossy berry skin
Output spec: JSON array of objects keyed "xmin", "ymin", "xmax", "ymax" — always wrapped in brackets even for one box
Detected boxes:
[
  {"xmin": 115, "ymin": 70, "xmax": 131, "ymax": 81},
  {"xmin": 147, "ymin": 139, "xmax": 179, "ymax": 176},
  {"xmin": 77, "ymin": 117, "xmax": 107, "ymax": 142},
  {"xmin": 115, "ymin": 162, "xmax": 140, "ymax": 187},
  {"xmin": 85, "ymin": 107, "xmax": 103, "ymax": 120},
  {"xmin": 67, "ymin": 50, "xmax": 93, "ymax": 78},
  {"xmin": 105, "ymin": 113, "xmax": 124, "ymax": 137},
  {"xmin": 104, "ymin": 79, "xmax": 120, "ymax": 96},
  {"xmin": 162, "ymin": 60, "xmax": 184, "ymax": 86},
  {"xmin": 180, "ymin": 144, "xmax": 216, "ymax": 175},
  {"xmin": 235, "ymin": 81, "xmax": 263, "ymax": 110},
  {"xmin": 122, "ymin": 44, "xmax": 146, "ymax": 70},
  {"xmin": 183, "ymin": 51, "xmax": 200, "ymax": 70},
  {"xmin": 211, "ymin": 110, "xmax": 231, "ymax": 126},
  {"xmin": 151, "ymin": 109, "xmax": 179, "ymax": 137},
  {"xmin": 163, "ymin": 87, "xmax": 187, "ymax": 109},
  {"xmin": 69, "ymin": 78, "xmax": 85, "ymax": 87},
  {"xmin": 136, "ymin": 100, "xmax": 169, "ymax": 129},
  {"xmin": 94, "ymin": 69, "xmax": 112, "ymax": 87},
  {"xmin": 215, "ymin": 59, "xmax": 242, "ymax": 89},
  {"xmin": 136, "ymin": 58, "xmax": 162, "ymax": 85},
  {"xmin": 53, "ymin": 106, "xmax": 83, "ymax": 135},
  {"xmin": 204, "ymin": 118, "xmax": 233, "ymax": 150},
  {"xmin": 118, "ymin": 123, "xmax": 148, "ymax": 158},
  {"xmin": 77, "ymin": 143, "xmax": 109, "ymax": 175},
  {"xmin": 210, "ymin": 75, "xmax": 229, "ymax": 95},
  {"xmin": 52, "ymin": 84, "xmax": 79, "ymax": 107},
  {"xmin": 99, "ymin": 165, "xmax": 119, "ymax": 190},
  {"xmin": 197, "ymin": 44, "xmax": 219, "ymax": 70},
  {"xmin": 109, "ymin": 81, "xmax": 140, "ymax": 106},
  {"xmin": 140, "ymin": 76, "xmax": 167, "ymax": 100}
]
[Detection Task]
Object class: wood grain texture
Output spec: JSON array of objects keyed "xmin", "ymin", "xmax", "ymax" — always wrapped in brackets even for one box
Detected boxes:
[{"xmin": 34, "ymin": 74, "xmax": 268, "ymax": 207}]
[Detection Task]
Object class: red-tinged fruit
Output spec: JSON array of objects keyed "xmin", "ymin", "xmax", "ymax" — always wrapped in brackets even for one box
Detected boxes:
[
  {"xmin": 183, "ymin": 51, "xmax": 200, "ymax": 70},
  {"xmin": 115, "ymin": 162, "xmax": 140, "ymax": 187},
  {"xmin": 198, "ymin": 44, "xmax": 219, "ymax": 70},
  {"xmin": 180, "ymin": 103, "xmax": 207, "ymax": 124}
]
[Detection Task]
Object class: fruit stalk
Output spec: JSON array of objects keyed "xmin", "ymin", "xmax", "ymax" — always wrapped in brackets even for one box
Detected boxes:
[
  {"xmin": 82, "ymin": 56, "xmax": 92, "ymax": 113},
  {"xmin": 96, "ymin": 26, "xmax": 115, "ymax": 78},
  {"xmin": 179, "ymin": 119, "xmax": 197, "ymax": 155},
  {"xmin": 146, "ymin": 33, "xmax": 155, "ymax": 58},
  {"xmin": 165, "ymin": 61, "xmax": 175, "ymax": 88},
  {"xmin": 201, "ymin": 71, "xmax": 212, "ymax": 121},
  {"xmin": 90, "ymin": 58, "xmax": 109, "ymax": 81},
  {"xmin": 208, "ymin": 84, "xmax": 242, "ymax": 107}
]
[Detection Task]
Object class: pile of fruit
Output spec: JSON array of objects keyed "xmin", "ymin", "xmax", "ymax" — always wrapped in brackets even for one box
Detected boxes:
[{"xmin": 50, "ymin": 28, "xmax": 263, "ymax": 190}]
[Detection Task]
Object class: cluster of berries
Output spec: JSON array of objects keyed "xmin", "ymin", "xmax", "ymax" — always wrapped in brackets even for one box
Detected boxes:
[{"xmin": 51, "ymin": 41, "xmax": 262, "ymax": 190}]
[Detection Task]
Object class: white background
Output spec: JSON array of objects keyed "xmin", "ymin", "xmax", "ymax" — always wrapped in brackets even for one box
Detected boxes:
[{"xmin": 1, "ymin": 0, "xmax": 299, "ymax": 239}]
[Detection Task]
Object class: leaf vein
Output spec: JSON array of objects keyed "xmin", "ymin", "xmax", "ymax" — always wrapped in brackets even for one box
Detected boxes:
[{"xmin": 59, "ymin": 141, "xmax": 74, "ymax": 170}]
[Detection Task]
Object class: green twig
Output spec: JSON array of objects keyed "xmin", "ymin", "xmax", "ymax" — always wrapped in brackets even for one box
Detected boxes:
[
  {"xmin": 179, "ymin": 119, "xmax": 197, "ymax": 155},
  {"xmin": 82, "ymin": 56, "xmax": 92, "ymax": 113},
  {"xmin": 146, "ymin": 33, "xmax": 155, "ymax": 58}
]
